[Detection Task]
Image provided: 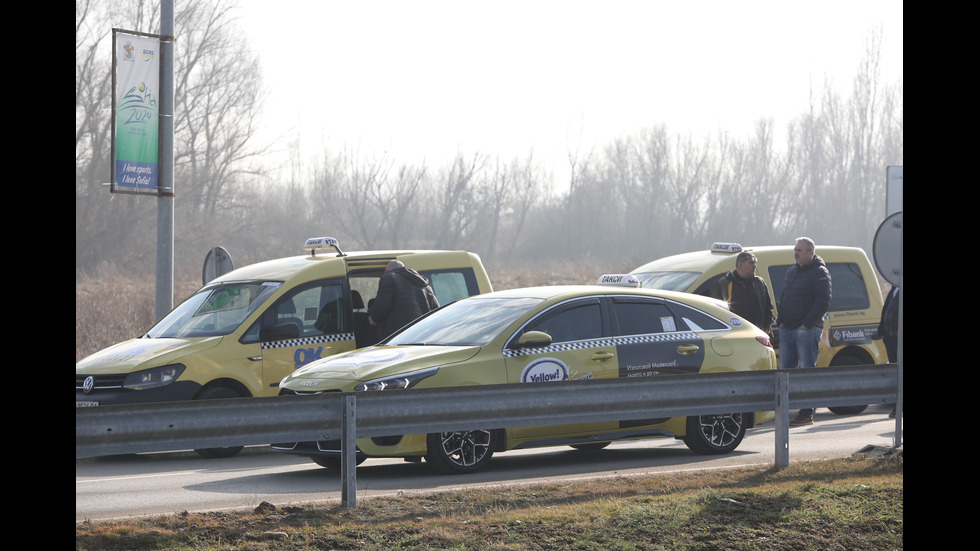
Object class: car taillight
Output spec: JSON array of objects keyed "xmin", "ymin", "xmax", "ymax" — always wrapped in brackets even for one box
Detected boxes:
[{"xmin": 756, "ymin": 336, "xmax": 773, "ymax": 348}]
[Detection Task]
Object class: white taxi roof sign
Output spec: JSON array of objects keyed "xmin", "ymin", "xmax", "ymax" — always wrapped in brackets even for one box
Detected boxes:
[
  {"xmin": 710, "ymin": 242, "xmax": 743, "ymax": 254},
  {"xmin": 597, "ymin": 274, "xmax": 641, "ymax": 287},
  {"xmin": 304, "ymin": 236, "xmax": 346, "ymax": 257}
]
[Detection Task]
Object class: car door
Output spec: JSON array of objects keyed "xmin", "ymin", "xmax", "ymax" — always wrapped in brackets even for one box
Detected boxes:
[
  {"xmin": 504, "ymin": 297, "xmax": 618, "ymax": 438},
  {"xmin": 607, "ymin": 296, "xmax": 707, "ymax": 427},
  {"xmin": 244, "ymin": 278, "xmax": 357, "ymax": 391},
  {"xmin": 609, "ymin": 296, "xmax": 706, "ymax": 377}
]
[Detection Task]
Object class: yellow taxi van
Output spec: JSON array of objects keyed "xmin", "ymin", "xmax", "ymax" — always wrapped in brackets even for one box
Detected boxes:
[
  {"xmin": 630, "ymin": 242, "xmax": 888, "ymax": 414},
  {"xmin": 76, "ymin": 237, "xmax": 492, "ymax": 455}
]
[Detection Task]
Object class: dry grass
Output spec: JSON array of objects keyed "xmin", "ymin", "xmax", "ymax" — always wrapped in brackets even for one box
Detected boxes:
[{"xmin": 75, "ymin": 456, "xmax": 903, "ymax": 550}]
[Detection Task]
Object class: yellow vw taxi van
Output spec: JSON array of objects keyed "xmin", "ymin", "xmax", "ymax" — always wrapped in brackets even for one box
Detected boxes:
[
  {"xmin": 76, "ymin": 237, "xmax": 492, "ymax": 455},
  {"xmin": 631, "ymin": 242, "xmax": 888, "ymax": 414}
]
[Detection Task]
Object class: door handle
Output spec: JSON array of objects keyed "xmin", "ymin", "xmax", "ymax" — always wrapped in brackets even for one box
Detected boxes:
[
  {"xmin": 590, "ymin": 351, "xmax": 615, "ymax": 361},
  {"xmin": 677, "ymin": 344, "xmax": 700, "ymax": 355}
]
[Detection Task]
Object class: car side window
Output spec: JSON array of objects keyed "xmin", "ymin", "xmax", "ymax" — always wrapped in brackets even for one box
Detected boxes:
[
  {"xmin": 825, "ymin": 263, "xmax": 870, "ymax": 311},
  {"xmin": 242, "ymin": 279, "xmax": 347, "ymax": 343},
  {"xmin": 612, "ymin": 298, "xmax": 679, "ymax": 334},
  {"xmin": 525, "ymin": 299, "xmax": 603, "ymax": 343},
  {"xmin": 768, "ymin": 262, "xmax": 869, "ymax": 312},
  {"xmin": 420, "ymin": 268, "xmax": 480, "ymax": 305},
  {"xmin": 693, "ymin": 273, "xmax": 727, "ymax": 299},
  {"xmin": 768, "ymin": 265, "xmax": 790, "ymax": 311},
  {"xmin": 666, "ymin": 302, "xmax": 729, "ymax": 332}
]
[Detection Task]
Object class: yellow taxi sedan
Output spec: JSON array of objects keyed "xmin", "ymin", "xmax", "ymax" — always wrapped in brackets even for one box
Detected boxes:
[{"xmin": 274, "ymin": 275, "xmax": 776, "ymax": 474}]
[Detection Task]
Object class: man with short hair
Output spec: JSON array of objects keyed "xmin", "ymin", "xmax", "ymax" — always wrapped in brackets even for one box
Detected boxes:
[
  {"xmin": 368, "ymin": 260, "xmax": 439, "ymax": 339},
  {"xmin": 778, "ymin": 237, "xmax": 832, "ymax": 426},
  {"xmin": 711, "ymin": 251, "xmax": 774, "ymax": 333}
]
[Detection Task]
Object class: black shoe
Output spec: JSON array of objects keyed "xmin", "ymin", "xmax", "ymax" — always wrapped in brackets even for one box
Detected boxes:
[
  {"xmin": 888, "ymin": 408, "xmax": 896, "ymax": 418},
  {"xmin": 790, "ymin": 413, "xmax": 813, "ymax": 426}
]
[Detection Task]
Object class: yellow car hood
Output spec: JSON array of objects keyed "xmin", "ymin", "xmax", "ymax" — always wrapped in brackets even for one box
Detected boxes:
[
  {"xmin": 76, "ymin": 337, "xmax": 222, "ymax": 374},
  {"xmin": 282, "ymin": 345, "xmax": 480, "ymax": 387}
]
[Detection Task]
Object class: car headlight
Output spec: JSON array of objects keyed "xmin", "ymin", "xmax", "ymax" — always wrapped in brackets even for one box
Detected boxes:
[
  {"xmin": 354, "ymin": 366, "xmax": 439, "ymax": 392},
  {"xmin": 122, "ymin": 364, "xmax": 186, "ymax": 390}
]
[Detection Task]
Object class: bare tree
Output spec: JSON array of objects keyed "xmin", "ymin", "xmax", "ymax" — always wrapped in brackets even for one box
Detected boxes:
[
  {"xmin": 431, "ymin": 152, "xmax": 486, "ymax": 250},
  {"xmin": 75, "ymin": 0, "xmax": 270, "ymax": 275}
]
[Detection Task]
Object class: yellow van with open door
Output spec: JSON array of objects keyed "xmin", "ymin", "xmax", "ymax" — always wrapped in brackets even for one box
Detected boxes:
[{"xmin": 76, "ymin": 237, "xmax": 492, "ymax": 456}]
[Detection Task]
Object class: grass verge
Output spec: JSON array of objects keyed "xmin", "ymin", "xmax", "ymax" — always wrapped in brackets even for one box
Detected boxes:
[{"xmin": 76, "ymin": 455, "xmax": 902, "ymax": 550}]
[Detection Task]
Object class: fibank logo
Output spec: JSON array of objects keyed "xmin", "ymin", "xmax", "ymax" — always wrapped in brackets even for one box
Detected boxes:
[{"xmin": 521, "ymin": 358, "xmax": 569, "ymax": 383}]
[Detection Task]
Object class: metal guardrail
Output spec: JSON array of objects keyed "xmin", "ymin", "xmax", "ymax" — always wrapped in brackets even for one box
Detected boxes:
[{"xmin": 76, "ymin": 364, "xmax": 900, "ymax": 508}]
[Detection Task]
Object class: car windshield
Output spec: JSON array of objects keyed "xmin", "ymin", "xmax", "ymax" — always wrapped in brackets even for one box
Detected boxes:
[
  {"xmin": 146, "ymin": 281, "xmax": 282, "ymax": 338},
  {"xmin": 388, "ymin": 296, "xmax": 544, "ymax": 346},
  {"xmin": 632, "ymin": 271, "xmax": 701, "ymax": 292}
]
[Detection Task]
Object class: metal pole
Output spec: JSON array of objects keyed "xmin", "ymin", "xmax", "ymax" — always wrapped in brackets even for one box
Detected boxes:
[
  {"xmin": 341, "ymin": 395, "xmax": 357, "ymax": 509},
  {"xmin": 774, "ymin": 371, "xmax": 789, "ymax": 469},
  {"xmin": 156, "ymin": 0, "xmax": 175, "ymax": 320},
  {"xmin": 894, "ymin": 223, "xmax": 903, "ymax": 446}
]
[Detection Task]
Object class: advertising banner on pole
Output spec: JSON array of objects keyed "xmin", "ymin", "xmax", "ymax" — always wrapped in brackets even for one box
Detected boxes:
[{"xmin": 111, "ymin": 29, "xmax": 161, "ymax": 194}]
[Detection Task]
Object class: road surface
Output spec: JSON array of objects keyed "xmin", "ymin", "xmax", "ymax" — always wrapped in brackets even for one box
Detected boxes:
[{"xmin": 76, "ymin": 404, "xmax": 901, "ymax": 521}]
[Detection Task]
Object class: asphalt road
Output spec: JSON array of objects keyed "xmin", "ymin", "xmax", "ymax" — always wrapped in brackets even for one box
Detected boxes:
[{"xmin": 76, "ymin": 404, "xmax": 901, "ymax": 522}]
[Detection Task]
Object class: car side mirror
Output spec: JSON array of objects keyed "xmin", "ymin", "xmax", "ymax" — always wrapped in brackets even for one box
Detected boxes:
[{"xmin": 516, "ymin": 330, "xmax": 552, "ymax": 348}]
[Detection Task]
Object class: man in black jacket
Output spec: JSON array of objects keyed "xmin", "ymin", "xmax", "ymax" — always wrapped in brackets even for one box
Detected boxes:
[
  {"xmin": 778, "ymin": 237, "xmax": 832, "ymax": 427},
  {"xmin": 709, "ymin": 251, "xmax": 774, "ymax": 333},
  {"xmin": 368, "ymin": 260, "xmax": 439, "ymax": 339}
]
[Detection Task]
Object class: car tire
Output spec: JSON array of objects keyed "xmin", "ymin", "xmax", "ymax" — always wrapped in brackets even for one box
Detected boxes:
[
  {"xmin": 311, "ymin": 455, "xmax": 367, "ymax": 469},
  {"xmin": 826, "ymin": 355, "xmax": 869, "ymax": 415},
  {"xmin": 193, "ymin": 386, "xmax": 246, "ymax": 459},
  {"xmin": 425, "ymin": 430, "xmax": 497, "ymax": 474},
  {"xmin": 682, "ymin": 413, "xmax": 747, "ymax": 455}
]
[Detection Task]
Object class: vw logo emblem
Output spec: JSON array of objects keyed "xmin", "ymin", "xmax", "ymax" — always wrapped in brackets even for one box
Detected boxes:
[{"xmin": 83, "ymin": 376, "xmax": 95, "ymax": 394}]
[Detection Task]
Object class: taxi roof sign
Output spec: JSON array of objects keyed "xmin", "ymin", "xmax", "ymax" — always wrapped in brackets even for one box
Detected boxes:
[
  {"xmin": 710, "ymin": 242, "xmax": 743, "ymax": 254},
  {"xmin": 304, "ymin": 236, "xmax": 346, "ymax": 257},
  {"xmin": 597, "ymin": 274, "xmax": 641, "ymax": 287}
]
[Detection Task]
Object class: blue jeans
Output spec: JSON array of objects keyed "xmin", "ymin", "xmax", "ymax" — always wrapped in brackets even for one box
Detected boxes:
[{"xmin": 779, "ymin": 326, "xmax": 822, "ymax": 416}]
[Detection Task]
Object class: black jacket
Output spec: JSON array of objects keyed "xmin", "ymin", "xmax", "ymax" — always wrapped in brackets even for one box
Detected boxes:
[
  {"xmin": 712, "ymin": 270, "xmax": 775, "ymax": 331},
  {"xmin": 777, "ymin": 255, "xmax": 832, "ymax": 329},
  {"xmin": 369, "ymin": 267, "xmax": 439, "ymax": 337}
]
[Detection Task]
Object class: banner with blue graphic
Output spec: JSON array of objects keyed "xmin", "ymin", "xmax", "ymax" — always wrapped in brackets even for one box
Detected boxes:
[{"xmin": 111, "ymin": 29, "xmax": 160, "ymax": 194}]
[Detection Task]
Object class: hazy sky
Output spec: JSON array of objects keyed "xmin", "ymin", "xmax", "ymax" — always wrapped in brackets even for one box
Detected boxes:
[{"xmin": 237, "ymin": 1, "xmax": 903, "ymax": 175}]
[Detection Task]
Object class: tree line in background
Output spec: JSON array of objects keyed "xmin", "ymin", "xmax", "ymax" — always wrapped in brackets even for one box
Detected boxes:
[{"xmin": 76, "ymin": 0, "xmax": 903, "ymax": 282}]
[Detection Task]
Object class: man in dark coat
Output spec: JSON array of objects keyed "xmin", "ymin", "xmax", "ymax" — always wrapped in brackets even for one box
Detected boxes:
[
  {"xmin": 368, "ymin": 260, "xmax": 439, "ymax": 339},
  {"xmin": 879, "ymin": 285, "xmax": 900, "ymax": 418},
  {"xmin": 777, "ymin": 237, "xmax": 832, "ymax": 427},
  {"xmin": 710, "ymin": 251, "xmax": 774, "ymax": 334}
]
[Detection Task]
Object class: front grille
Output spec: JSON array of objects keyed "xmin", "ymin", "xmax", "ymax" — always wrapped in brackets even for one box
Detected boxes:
[
  {"xmin": 75, "ymin": 374, "xmax": 127, "ymax": 391},
  {"xmin": 278, "ymin": 388, "xmax": 342, "ymax": 396}
]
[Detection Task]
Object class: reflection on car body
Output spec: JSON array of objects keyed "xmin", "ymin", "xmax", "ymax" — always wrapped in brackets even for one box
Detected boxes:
[{"xmin": 273, "ymin": 274, "xmax": 776, "ymax": 474}]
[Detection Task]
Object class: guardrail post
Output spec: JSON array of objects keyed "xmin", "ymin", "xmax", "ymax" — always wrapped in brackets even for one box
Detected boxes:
[
  {"xmin": 774, "ymin": 371, "xmax": 789, "ymax": 469},
  {"xmin": 341, "ymin": 395, "xmax": 357, "ymax": 509}
]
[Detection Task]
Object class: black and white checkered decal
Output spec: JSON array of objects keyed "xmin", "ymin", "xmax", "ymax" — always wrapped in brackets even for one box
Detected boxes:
[
  {"xmin": 504, "ymin": 332, "xmax": 699, "ymax": 358},
  {"xmin": 261, "ymin": 332, "xmax": 355, "ymax": 350}
]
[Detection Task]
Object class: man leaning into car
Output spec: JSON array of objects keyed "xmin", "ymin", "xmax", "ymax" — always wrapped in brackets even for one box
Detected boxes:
[{"xmin": 369, "ymin": 260, "xmax": 440, "ymax": 339}]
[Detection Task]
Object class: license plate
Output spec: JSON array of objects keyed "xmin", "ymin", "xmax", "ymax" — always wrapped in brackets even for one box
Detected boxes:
[{"xmin": 76, "ymin": 401, "xmax": 99, "ymax": 407}]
